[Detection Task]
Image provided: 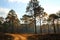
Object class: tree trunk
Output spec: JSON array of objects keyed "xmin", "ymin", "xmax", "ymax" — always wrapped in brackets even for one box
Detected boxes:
[
  {"xmin": 53, "ymin": 19, "xmax": 56, "ymax": 33},
  {"xmin": 34, "ymin": 16, "xmax": 37, "ymax": 34},
  {"xmin": 40, "ymin": 19, "xmax": 42, "ymax": 34},
  {"xmin": 57, "ymin": 19, "xmax": 59, "ymax": 33},
  {"xmin": 48, "ymin": 23, "xmax": 50, "ymax": 34},
  {"xmin": 11, "ymin": 20, "xmax": 14, "ymax": 33}
]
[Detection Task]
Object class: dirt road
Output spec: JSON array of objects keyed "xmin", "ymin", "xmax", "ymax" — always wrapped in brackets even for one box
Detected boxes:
[{"xmin": 5, "ymin": 33, "xmax": 34, "ymax": 40}]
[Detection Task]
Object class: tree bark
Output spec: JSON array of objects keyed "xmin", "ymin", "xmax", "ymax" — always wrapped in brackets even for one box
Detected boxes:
[
  {"xmin": 53, "ymin": 19, "xmax": 56, "ymax": 33},
  {"xmin": 34, "ymin": 16, "xmax": 37, "ymax": 34}
]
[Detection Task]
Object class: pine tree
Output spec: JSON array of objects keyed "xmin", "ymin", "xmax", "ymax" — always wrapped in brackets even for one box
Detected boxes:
[
  {"xmin": 26, "ymin": 0, "xmax": 44, "ymax": 34},
  {"xmin": 5, "ymin": 9, "xmax": 20, "ymax": 33}
]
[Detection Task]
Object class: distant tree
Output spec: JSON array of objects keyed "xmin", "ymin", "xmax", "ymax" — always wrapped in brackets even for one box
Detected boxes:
[
  {"xmin": 56, "ymin": 11, "xmax": 60, "ymax": 17},
  {"xmin": 3, "ymin": 21, "xmax": 10, "ymax": 33},
  {"xmin": 21, "ymin": 14, "xmax": 30, "ymax": 33},
  {"xmin": 42, "ymin": 12, "xmax": 48, "ymax": 33},
  {"xmin": 5, "ymin": 9, "xmax": 20, "ymax": 33},
  {"xmin": 0, "ymin": 21, "xmax": 2, "ymax": 24},
  {"xmin": 0, "ymin": 17, "xmax": 4, "ymax": 32},
  {"xmin": 56, "ymin": 11, "xmax": 60, "ymax": 33},
  {"xmin": 49, "ymin": 14, "xmax": 58, "ymax": 33},
  {"xmin": 0, "ymin": 17, "xmax": 4, "ymax": 24},
  {"xmin": 21, "ymin": 14, "xmax": 33, "ymax": 33},
  {"xmin": 22, "ymin": 14, "xmax": 32, "ymax": 24},
  {"xmin": 0, "ymin": 21, "xmax": 3, "ymax": 32},
  {"xmin": 47, "ymin": 17, "xmax": 52, "ymax": 33}
]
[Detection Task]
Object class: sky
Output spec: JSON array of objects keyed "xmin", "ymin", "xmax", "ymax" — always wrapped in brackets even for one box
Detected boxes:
[{"xmin": 0, "ymin": 0, "xmax": 60, "ymax": 19}]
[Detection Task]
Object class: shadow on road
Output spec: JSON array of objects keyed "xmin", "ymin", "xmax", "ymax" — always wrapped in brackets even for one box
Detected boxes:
[{"xmin": 0, "ymin": 33, "xmax": 60, "ymax": 40}]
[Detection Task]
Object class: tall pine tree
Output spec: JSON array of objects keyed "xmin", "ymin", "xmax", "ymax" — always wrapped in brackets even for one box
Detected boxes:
[{"xmin": 26, "ymin": 0, "xmax": 44, "ymax": 34}]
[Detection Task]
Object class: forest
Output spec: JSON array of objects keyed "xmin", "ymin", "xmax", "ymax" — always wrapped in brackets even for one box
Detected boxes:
[
  {"xmin": 0, "ymin": 0, "xmax": 60, "ymax": 40},
  {"xmin": 0, "ymin": 0, "xmax": 60, "ymax": 34}
]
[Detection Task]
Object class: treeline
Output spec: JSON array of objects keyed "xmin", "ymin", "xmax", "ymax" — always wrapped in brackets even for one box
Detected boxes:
[
  {"xmin": 0, "ymin": 10, "xmax": 60, "ymax": 34},
  {"xmin": 0, "ymin": 0, "xmax": 60, "ymax": 34}
]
